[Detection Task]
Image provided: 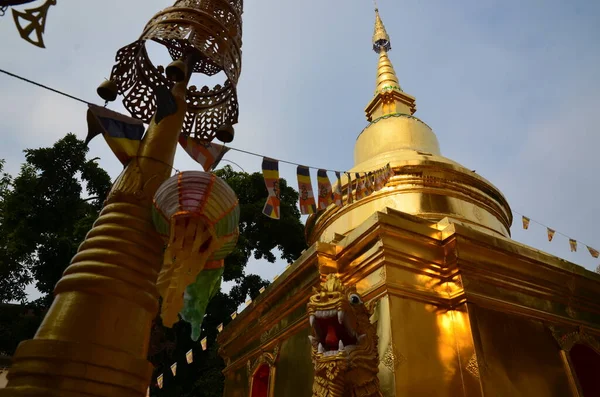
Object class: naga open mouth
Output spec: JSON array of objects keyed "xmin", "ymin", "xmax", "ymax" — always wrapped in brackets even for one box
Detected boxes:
[{"xmin": 309, "ymin": 309, "xmax": 365, "ymax": 356}]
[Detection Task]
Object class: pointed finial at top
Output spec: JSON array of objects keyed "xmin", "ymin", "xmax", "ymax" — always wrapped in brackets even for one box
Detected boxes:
[{"xmin": 373, "ymin": 8, "xmax": 391, "ymax": 53}]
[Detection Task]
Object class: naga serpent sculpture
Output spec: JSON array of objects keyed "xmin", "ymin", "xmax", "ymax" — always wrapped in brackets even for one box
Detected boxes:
[{"xmin": 307, "ymin": 274, "xmax": 383, "ymax": 397}]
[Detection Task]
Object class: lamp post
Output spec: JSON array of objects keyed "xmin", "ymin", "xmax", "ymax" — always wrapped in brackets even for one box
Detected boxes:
[{"xmin": 0, "ymin": 1, "xmax": 243, "ymax": 396}]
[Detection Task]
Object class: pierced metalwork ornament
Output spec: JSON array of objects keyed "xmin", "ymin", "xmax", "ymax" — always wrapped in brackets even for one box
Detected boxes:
[
  {"xmin": 105, "ymin": 0, "xmax": 243, "ymax": 142},
  {"xmin": 11, "ymin": 0, "xmax": 55, "ymax": 48}
]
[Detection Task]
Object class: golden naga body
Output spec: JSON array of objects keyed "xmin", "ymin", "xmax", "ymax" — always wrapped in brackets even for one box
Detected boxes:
[{"xmin": 307, "ymin": 274, "xmax": 383, "ymax": 397}]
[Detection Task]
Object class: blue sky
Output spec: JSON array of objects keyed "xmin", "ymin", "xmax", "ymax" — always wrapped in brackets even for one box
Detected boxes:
[{"xmin": 1, "ymin": 0, "xmax": 599, "ymax": 300}]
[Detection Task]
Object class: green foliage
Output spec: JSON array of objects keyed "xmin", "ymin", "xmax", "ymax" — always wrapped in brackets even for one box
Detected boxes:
[{"xmin": 0, "ymin": 134, "xmax": 112, "ymax": 307}]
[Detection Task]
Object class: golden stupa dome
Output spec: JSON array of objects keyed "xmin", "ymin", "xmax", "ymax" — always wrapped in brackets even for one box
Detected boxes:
[{"xmin": 307, "ymin": 9, "xmax": 512, "ymax": 244}]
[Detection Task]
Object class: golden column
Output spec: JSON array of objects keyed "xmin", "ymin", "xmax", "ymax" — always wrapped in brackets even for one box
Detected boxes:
[{"xmin": 0, "ymin": 1, "xmax": 243, "ymax": 396}]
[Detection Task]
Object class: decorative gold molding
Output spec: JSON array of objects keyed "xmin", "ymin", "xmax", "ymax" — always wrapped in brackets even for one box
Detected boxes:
[
  {"xmin": 466, "ymin": 353, "xmax": 479, "ymax": 379},
  {"xmin": 381, "ymin": 342, "xmax": 405, "ymax": 373},
  {"xmin": 246, "ymin": 343, "xmax": 281, "ymax": 397},
  {"xmin": 550, "ymin": 326, "xmax": 600, "ymax": 353}
]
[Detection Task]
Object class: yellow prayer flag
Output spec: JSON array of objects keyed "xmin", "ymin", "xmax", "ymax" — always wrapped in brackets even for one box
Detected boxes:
[
  {"xmin": 522, "ymin": 216, "xmax": 530, "ymax": 230},
  {"xmin": 170, "ymin": 363, "xmax": 177, "ymax": 377},
  {"xmin": 259, "ymin": 286, "xmax": 266, "ymax": 294},
  {"xmin": 231, "ymin": 311, "xmax": 237, "ymax": 320},
  {"xmin": 157, "ymin": 374, "xmax": 164, "ymax": 389},
  {"xmin": 547, "ymin": 228, "xmax": 555, "ymax": 242},
  {"xmin": 569, "ymin": 239, "xmax": 577, "ymax": 252},
  {"xmin": 201, "ymin": 337, "xmax": 207, "ymax": 351},
  {"xmin": 217, "ymin": 323, "xmax": 224, "ymax": 333},
  {"xmin": 245, "ymin": 299, "xmax": 252, "ymax": 306},
  {"xmin": 587, "ymin": 246, "xmax": 599, "ymax": 259},
  {"xmin": 186, "ymin": 349, "xmax": 193, "ymax": 364}
]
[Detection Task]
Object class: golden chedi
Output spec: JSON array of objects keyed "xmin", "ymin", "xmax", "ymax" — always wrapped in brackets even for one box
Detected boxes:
[{"xmin": 307, "ymin": 9, "xmax": 511, "ymax": 244}]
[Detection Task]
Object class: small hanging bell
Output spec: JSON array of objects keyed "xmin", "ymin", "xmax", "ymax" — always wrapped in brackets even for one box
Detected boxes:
[
  {"xmin": 215, "ymin": 124, "xmax": 235, "ymax": 143},
  {"xmin": 166, "ymin": 59, "xmax": 187, "ymax": 82},
  {"xmin": 97, "ymin": 79, "xmax": 118, "ymax": 102}
]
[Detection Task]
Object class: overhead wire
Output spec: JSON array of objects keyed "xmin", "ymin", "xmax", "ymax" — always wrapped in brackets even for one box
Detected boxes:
[{"xmin": 1, "ymin": 67, "xmax": 598, "ymax": 254}]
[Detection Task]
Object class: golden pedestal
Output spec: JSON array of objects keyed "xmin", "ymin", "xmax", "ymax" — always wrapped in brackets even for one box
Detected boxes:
[{"xmin": 0, "ymin": 82, "xmax": 190, "ymax": 397}]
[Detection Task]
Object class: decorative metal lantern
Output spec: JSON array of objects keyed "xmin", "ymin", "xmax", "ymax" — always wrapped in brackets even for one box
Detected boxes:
[
  {"xmin": 152, "ymin": 171, "xmax": 240, "ymax": 327},
  {"xmin": 100, "ymin": 0, "xmax": 244, "ymax": 142}
]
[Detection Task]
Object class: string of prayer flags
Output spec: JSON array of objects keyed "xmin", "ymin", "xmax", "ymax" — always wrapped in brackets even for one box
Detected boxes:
[
  {"xmin": 317, "ymin": 169, "xmax": 334, "ymax": 210},
  {"xmin": 157, "ymin": 374, "xmax": 164, "ymax": 389},
  {"xmin": 217, "ymin": 323, "xmax": 224, "ymax": 333},
  {"xmin": 346, "ymin": 173, "xmax": 354, "ymax": 204},
  {"xmin": 547, "ymin": 228, "xmax": 555, "ymax": 242},
  {"xmin": 201, "ymin": 337, "xmax": 208, "ymax": 351},
  {"xmin": 333, "ymin": 172, "xmax": 343, "ymax": 207},
  {"xmin": 178, "ymin": 134, "xmax": 230, "ymax": 172},
  {"xmin": 86, "ymin": 104, "xmax": 145, "ymax": 166},
  {"xmin": 262, "ymin": 158, "xmax": 281, "ymax": 219},
  {"xmin": 297, "ymin": 166, "xmax": 317, "ymax": 215},
  {"xmin": 170, "ymin": 363, "xmax": 177, "ymax": 377},
  {"xmin": 569, "ymin": 239, "xmax": 577, "ymax": 252},
  {"xmin": 186, "ymin": 349, "xmax": 193, "ymax": 364},
  {"xmin": 588, "ymin": 246, "xmax": 599, "ymax": 259},
  {"xmin": 522, "ymin": 216, "xmax": 530, "ymax": 230}
]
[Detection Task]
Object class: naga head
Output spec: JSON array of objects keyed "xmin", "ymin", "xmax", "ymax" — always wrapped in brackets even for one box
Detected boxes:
[{"xmin": 307, "ymin": 274, "xmax": 380, "ymax": 394}]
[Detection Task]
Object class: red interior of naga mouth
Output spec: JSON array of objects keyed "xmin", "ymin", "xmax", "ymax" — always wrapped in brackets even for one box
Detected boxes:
[{"xmin": 315, "ymin": 316, "xmax": 357, "ymax": 351}]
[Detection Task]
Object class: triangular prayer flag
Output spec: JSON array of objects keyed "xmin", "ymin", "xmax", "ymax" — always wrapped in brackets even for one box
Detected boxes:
[
  {"xmin": 178, "ymin": 134, "xmax": 229, "ymax": 171},
  {"xmin": 365, "ymin": 172, "xmax": 374, "ymax": 196},
  {"xmin": 374, "ymin": 169, "xmax": 384, "ymax": 191},
  {"xmin": 317, "ymin": 169, "xmax": 334, "ymax": 210},
  {"xmin": 262, "ymin": 158, "xmax": 281, "ymax": 219},
  {"xmin": 333, "ymin": 171, "xmax": 343, "ymax": 207},
  {"xmin": 201, "ymin": 337, "xmax": 207, "ymax": 351},
  {"xmin": 355, "ymin": 173, "xmax": 367, "ymax": 200},
  {"xmin": 587, "ymin": 246, "xmax": 599, "ymax": 259},
  {"xmin": 217, "ymin": 323, "xmax": 224, "ymax": 333},
  {"xmin": 522, "ymin": 216, "xmax": 530, "ymax": 230},
  {"xmin": 259, "ymin": 286, "xmax": 266, "ymax": 294},
  {"xmin": 186, "ymin": 349, "xmax": 193, "ymax": 364},
  {"xmin": 86, "ymin": 104, "xmax": 145, "ymax": 166},
  {"xmin": 297, "ymin": 166, "xmax": 317, "ymax": 215},
  {"xmin": 569, "ymin": 239, "xmax": 577, "ymax": 252},
  {"xmin": 346, "ymin": 173, "xmax": 354, "ymax": 204},
  {"xmin": 231, "ymin": 311, "xmax": 237, "ymax": 320},
  {"xmin": 547, "ymin": 228, "xmax": 555, "ymax": 241},
  {"xmin": 157, "ymin": 374, "xmax": 164, "ymax": 389},
  {"xmin": 170, "ymin": 362, "xmax": 177, "ymax": 376}
]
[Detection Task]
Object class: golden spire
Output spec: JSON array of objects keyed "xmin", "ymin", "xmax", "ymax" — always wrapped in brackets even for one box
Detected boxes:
[{"xmin": 365, "ymin": 8, "xmax": 416, "ymax": 121}]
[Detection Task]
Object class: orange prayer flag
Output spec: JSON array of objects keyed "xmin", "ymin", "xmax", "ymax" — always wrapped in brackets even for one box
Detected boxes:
[
  {"xmin": 587, "ymin": 246, "xmax": 599, "ymax": 259},
  {"xmin": 170, "ymin": 363, "xmax": 177, "ymax": 376},
  {"xmin": 569, "ymin": 239, "xmax": 577, "ymax": 252},
  {"xmin": 547, "ymin": 228, "xmax": 555, "ymax": 242}
]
